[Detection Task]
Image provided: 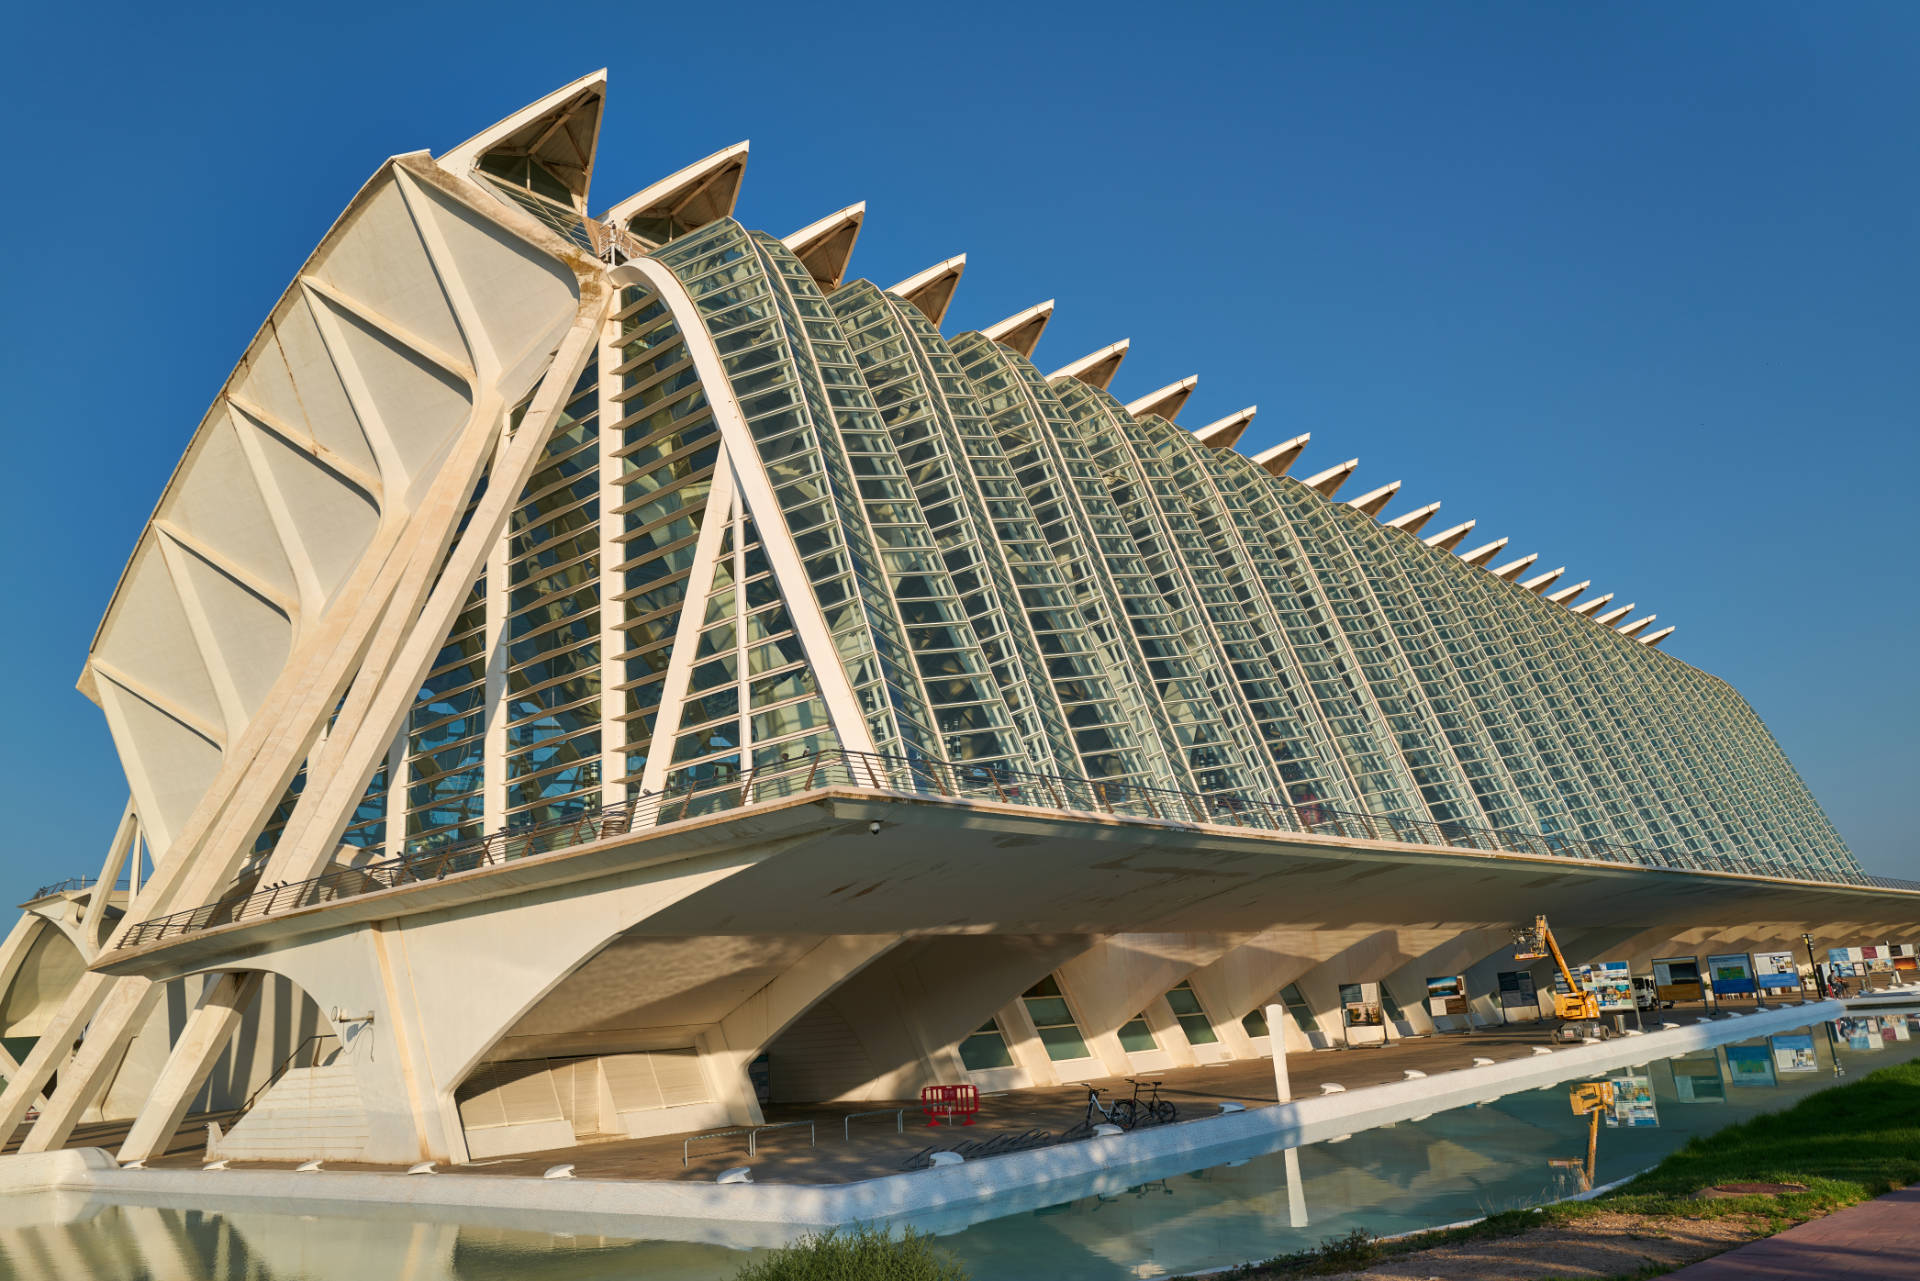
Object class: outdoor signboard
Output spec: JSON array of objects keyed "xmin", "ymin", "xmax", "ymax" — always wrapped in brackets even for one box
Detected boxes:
[
  {"xmin": 1751, "ymin": 951, "xmax": 1800, "ymax": 993},
  {"xmin": 1770, "ymin": 1033, "xmax": 1818, "ymax": 1074},
  {"xmin": 1560, "ymin": 961, "xmax": 1634, "ymax": 1011},
  {"xmin": 1606, "ymin": 1073, "xmax": 1659, "ymax": 1127},
  {"xmin": 1707, "ymin": 953, "xmax": 1757, "ymax": 996},
  {"xmin": 1651, "ymin": 956, "xmax": 1704, "ymax": 1003},
  {"xmin": 1496, "ymin": 970, "xmax": 1537, "ymax": 1017},
  {"xmin": 1667, "ymin": 1051, "xmax": 1725, "ymax": 1103},
  {"xmin": 1340, "ymin": 981, "xmax": 1387, "ymax": 1044},
  {"xmin": 1837, "ymin": 1016, "xmax": 1878, "ymax": 1051},
  {"xmin": 1724, "ymin": 1044, "xmax": 1777, "ymax": 1087},
  {"xmin": 1827, "ymin": 947, "xmax": 1863, "ymax": 978},
  {"xmin": 1888, "ymin": 943, "xmax": 1917, "ymax": 974},
  {"xmin": 1425, "ymin": 975, "xmax": 1469, "ymax": 1019}
]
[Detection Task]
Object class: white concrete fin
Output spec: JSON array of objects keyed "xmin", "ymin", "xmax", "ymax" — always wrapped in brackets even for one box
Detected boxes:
[
  {"xmin": 601, "ymin": 140, "xmax": 748, "ymax": 242},
  {"xmin": 1594, "ymin": 602, "xmax": 1635, "ymax": 626},
  {"xmin": 1251, "ymin": 432, "xmax": 1310, "ymax": 475},
  {"xmin": 1460, "ymin": 537, "xmax": 1510, "ymax": 567},
  {"xmin": 1491, "ymin": 552, "xmax": 1539, "ymax": 581},
  {"xmin": 1346, "ymin": 480, "xmax": 1401, "ymax": 517},
  {"xmin": 1047, "ymin": 339, "xmax": 1130, "ymax": 391},
  {"xmin": 1195, "ymin": 405, "xmax": 1258, "ymax": 449},
  {"xmin": 1302, "ymin": 458, "xmax": 1358, "ymax": 498},
  {"xmin": 981, "ymin": 300, "xmax": 1054, "ymax": 357},
  {"xmin": 887, "ymin": 254, "xmax": 967, "ymax": 326},
  {"xmin": 1546, "ymin": 579, "xmax": 1590, "ymax": 604},
  {"xmin": 781, "ymin": 202, "xmax": 866, "ymax": 292},
  {"xmin": 1572, "ymin": 592, "xmax": 1613, "ymax": 616},
  {"xmin": 1618, "ymin": 613, "xmax": 1657, "ymax": 637},
  {"xmin": 1640, "ymin": 625, "xmax": 1676, "ymax": 646},
  {"xmin": 1384, "ymin": 501, "xmax": 1440, "ymax": 534},
  {"xmin": 441, "ymin": 69, "xmax": 608, "ymax": 212},
  {"xmin": 1125, "ymin": 376, "xmax": 1199, "ymax": 422},
  {"xmin": 1521, "ymin": 566, "xmax": 1564, "ymax": 593},
  {"xmin": 1423, "ymin": 519, "xmax": 1476, "ymax": 551}
]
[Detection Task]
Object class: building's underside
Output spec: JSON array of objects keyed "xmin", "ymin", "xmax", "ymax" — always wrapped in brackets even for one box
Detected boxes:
[{"xmin": 2, "ymin": 71, "xmax": 1912, "ymax": 1169}]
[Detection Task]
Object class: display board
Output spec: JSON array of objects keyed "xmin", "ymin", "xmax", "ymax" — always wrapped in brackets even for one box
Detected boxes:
[
  {"xmin": 1707, "ymin": 953, "xmax": 1757, "ymax": 996},
  {"xmin": 1751, "ymin": 951, "xmax": 1801, "ymax": 993},
  {"xmin": 1496, "ymin": 970, "xmax": 1538, "ymax": 1017},
  {"xmin": 1770, "ymin": 1033, "xmax": 1818, "ymax": 1074},
  {"xmin": 1606, "ymin": 1073, "xmax": 1659, "ymax": 1127},
  {"xmin": 1576, "ymin": 961, "xmax": 1635, "ymax": 1012},
  {"xmin": 1827, "ymin": 946, "xmax": 1863, "ymax": 978},
  {"xmin": 1425, "ymin": 974, "xmax": 1469, "ymax": 1018},
  {"xmin": 1888, "ymin": 943, "xmax": 1917, "ymax": 973},
  {"xmin": 1339, "ymin": 981, "xmax": 1387, "ymax": 1044},
  {"xmin": 1836, "ymin": 1016, "xmax": 1879, "ymax": 1051},
  {"xmin": 1667, "ymin": 1051, "xmax": 1725, "ymax": 1103},
  {"xmin": 1652, "ymin": 956, "xmax": 1704, "ymax": 1003},
  {"xmin": 1724, "ymin": 1044, "xmax": 1777, "ymax": 1087}
]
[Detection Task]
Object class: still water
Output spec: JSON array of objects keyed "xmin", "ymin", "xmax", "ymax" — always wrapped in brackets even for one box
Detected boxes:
[{"xmin": 6, "ymin": 1012, "xmax": 1916, "ymax": 1281}]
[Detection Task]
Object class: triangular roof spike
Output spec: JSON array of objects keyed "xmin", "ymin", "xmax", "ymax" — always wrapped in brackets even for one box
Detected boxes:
[
  {"xmin": 981, "ymin": 300, "xmax": 1054, "ymax": 358},
  {"xmin": 1125, "ymin": 376, "xmax": 1199, "ymax": 422},
  {"xmin": 1594, "ymin": 602, "xmax": 1635, "ymax": 626},
  {"xmin": 1047, "ymin": 339, "xmax": 1129, "ymax": 391},
  {"xmin": 1618, "ymin": 613, "xmax": 1657, "ymax": 637},
  {"xmin": 442, "ymin": 70, "xmax": 608, "ymax": 212},
  {"xmin": 1346, "ymin": 480, "xmax": 1401, "ymax": 517},
  {"xmin": 781, "ymin": 202, "xmax": 865, "ymax": 292},
  {"xmin": 1545, "ymin": 579, "xmax": 1590, "ymax": 604},
  {"xmin": 1194, "ymin": 406, "xmax": 1257, "ymax": 449},
  {"xmin": 1520, "ymin": 565, "xmax": 1565, "ymax": 593},
  {"xmin": 1251, "ymin": 432, "xmax": 1310, "ymax": 475},
  {"xmin": 1423, "ymin": 519, "xmax": 1475, "ymax": 551},
  {"xmin": 601, "ymin": 140, "xmax": 748, "ymax": 243},
  {"xmin": 1491, "ymin": 552, "xmax": 1539, "ymax": 581},
  {"xmin": 1572, "ymin": 592, "xmax": 1614, "ymax": 616},
  {"xmin": 1384, "ymin": 501, "xmax": 1440, "ymax": 534},
  {"xmin": 1460, "ymin": 537, "xmax": 1509, "ymax": 567},
  {"xmin": 1301, "ymin": 458, "xmax": 1359, "ymax": 498},
  {"xmin": 1640, "ymin": 625, "xmax": 1676, "ymax": 646},
  {"xmin": 887, "ymin": 254, "xmax": 967, "ymax": 326}
]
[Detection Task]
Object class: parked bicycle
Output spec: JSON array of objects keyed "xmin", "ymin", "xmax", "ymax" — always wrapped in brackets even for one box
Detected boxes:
[
  {"xmin": 1123, "ymin": 1077, "xmax": 1177, "ymax": 1125},
  {"xmin": 1083, "ymin": 1085, "xmax": 1138, "ymax": 1130}
]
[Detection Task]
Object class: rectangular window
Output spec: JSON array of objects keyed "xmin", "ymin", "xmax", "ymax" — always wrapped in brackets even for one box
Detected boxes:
[
  {"xmin": 957, "ymin": 1020, "xmax": 1014, "ymax": 1072},
  {"xmin": 1278, "ymin": 983, "xmax": 1317, "ymax": 1038},
  {"xmin": 1165, "ymin": 980, "xmax": 1219, "ymax": 1045},
  {"xmin": 1117, "ymin": 1014, "xmax": 1158, "ymax": 1055},
  {"xmin": 1021, "ymin": 976, "xmax": 1091, "ymax": 1061}
]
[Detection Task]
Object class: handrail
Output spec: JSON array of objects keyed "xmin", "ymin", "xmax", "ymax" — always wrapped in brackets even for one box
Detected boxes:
[
  {"xmin": 239, "ymin": 1032, "xmax": 341, "ymax": 1115},
  {"xmin": 29, "ymin": 876, "xmax": 98, "ymax": 900},
  {"xmin": 118, "ymin": 746, "xmax": 1886, "ymax": 950}
]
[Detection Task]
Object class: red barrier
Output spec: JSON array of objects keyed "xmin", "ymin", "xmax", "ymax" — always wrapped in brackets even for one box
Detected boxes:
[{"xmin": 919, "ymin": 1083, "xmax": 980, "ymax": 1127}]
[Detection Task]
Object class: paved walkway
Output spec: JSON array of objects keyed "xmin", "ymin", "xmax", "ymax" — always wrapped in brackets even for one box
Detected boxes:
[{"xmin": 1666, "ymin": 1185, "xmax": 1920, "ymax": 1280}]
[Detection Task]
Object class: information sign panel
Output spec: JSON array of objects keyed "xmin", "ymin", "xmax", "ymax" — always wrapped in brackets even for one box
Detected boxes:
[
  {"xmin": 1425, "ymin": 975, "xmax": 1468, "ymax": 1018},
  {"xmin": 1606, "ymin": 1073, "xmax": 1659, "ymax": 1127},
  {"xmin": 1667, "ymin": 1051, "xmax": 1724, "ymax": 1103},
  {"xmin": 1725, "ymin": 1044, "xmax": 1777, "ymax": 1087},
  {"xmin": 1770, "ymin": 1033, "xmax": 1818, "ymax": 1074},
  {"xmin": 1751, "ymin": 952, "xmax": 1800, "ymax": 992},
  {"xmin": 1652, "ymin": 956, "xmax": 1703, "ymax": 1002},
  {"xmin": 1496, "ymin": 970, "xmax": 1537, "ymax": 1013},
  {"xmin": 1339, "ymin": 981, "xmax": 1386, "ymax": 1044},
  {"xmin": 1707, "ymin": 953, "xmax": 1756, "ymax": 996}
]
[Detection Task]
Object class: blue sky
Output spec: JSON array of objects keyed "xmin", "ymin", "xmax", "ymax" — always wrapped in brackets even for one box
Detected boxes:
[{"xmin": 1, "ymin": 1, "xmax": 1913, "ymax": 895}]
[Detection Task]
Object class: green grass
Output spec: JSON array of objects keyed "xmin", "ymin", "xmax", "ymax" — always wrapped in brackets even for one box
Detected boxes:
[
  {"xmin": 1182, "ymin": 1059, "xmax": 1920, "ymax": 1279},
  {"xmin": 732, "ymin": 1225, "xmax": 967, "ymax": 1280}
]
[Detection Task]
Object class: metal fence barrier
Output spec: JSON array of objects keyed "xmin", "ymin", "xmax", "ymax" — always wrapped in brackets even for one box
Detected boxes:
[{"xmin": 843, "ymin": 1108, "xmax": 905, "ymax": 1140}]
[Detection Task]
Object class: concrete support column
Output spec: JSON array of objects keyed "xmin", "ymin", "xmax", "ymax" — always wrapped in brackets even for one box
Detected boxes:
[
  {"xmin": 117, "ymin": 971, "xmax": 264, "ymax": 1164},
  {"xmin": 15, "ymin": 978, "xmax": 160, "ymax": 1152}
]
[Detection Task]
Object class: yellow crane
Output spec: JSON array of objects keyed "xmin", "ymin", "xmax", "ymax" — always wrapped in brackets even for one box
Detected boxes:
[
  {"xmin": 1512, "ymin": 914, "xmax": 1610, "ymax": 1041},
  {"xmin": 1549, "ymin": 1080, "xmax": 1615, "ymax": 1191}
]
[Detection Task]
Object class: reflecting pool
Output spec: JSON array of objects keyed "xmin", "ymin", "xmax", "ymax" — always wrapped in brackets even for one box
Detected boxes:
[{"xmin": 6, "ymin": 1011, "xmax": 1917, "ymax": 1281}]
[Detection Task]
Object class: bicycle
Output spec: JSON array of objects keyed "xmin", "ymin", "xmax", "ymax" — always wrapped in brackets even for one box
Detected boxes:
[
  {"xmin": 1083, "ymin": 1086, "xmax": 1138, "ymax": 1131},
  {"xmin": 1124, "ymin": 1077, "xmax": 1177, "ymax": 1125}
]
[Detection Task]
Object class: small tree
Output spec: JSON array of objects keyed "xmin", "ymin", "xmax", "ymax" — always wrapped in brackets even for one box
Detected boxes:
[{"xmin": 732, "ymin": 1225, "xmax": 967, "ymax": 1281}]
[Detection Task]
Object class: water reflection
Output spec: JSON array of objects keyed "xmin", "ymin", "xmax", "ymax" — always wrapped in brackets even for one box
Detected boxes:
[{"xmin": 5, "ymin": 1011, "xmax": 1917, "ymax": 1281}]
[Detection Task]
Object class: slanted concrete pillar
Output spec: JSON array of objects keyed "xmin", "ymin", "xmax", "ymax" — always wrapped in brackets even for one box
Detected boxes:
[
  {"xmin": 117, "ymin": 972, "xmax": 266, "ymax": 1164},
  {"xmin": 15, "ymin": 978, "xmax": 161, "ymax": 1152}
]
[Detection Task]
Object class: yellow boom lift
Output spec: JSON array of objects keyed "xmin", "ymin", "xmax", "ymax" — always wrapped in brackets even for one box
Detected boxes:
[
  {"xmin": 1548, "ymin": 1080, "xmax": 1615, "ymax": 1192},
  {"xmin": 1512, "ymin": 914, "xmax": 1611, "ymax": 1042}
]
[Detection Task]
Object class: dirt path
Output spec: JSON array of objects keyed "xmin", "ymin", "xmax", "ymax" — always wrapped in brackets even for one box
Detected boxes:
[{"xmin": 1315, "ymin": 1213, "xmax": 1766, "ymax": 1280}]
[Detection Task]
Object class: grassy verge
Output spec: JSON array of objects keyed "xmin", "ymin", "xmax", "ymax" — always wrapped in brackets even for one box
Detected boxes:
[
  {"xmin": 1189, "ymin": 1058, "xmax": 1920, "ymax": 1279},
  {"xmin": 732, "ymin": 1225, "xmax": 967, "ymax": 1280}
]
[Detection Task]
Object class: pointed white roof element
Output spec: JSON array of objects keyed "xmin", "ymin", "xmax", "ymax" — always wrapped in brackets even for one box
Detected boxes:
[
  {"xmin": 1594, "ymin": 602, "xmax": 1635, "ymax": 626},
  {"xmin": 1301, "ymin": 458, "xmax": 1358, "ymax": 498},
  {"xmin": 443, "ymin": 70, "xmax": 608, "ymax": 211},
  {"xmin": 781, "ymin": 202, "xmax": 865, "ymax": 292},
  {"xmin": 1572, "ymin": 592, "xmax": 1614, "ymax": 616},
  {"xmin": 1346, "ymin": 481, "xmax": 1401, "ymax": 517},
  {"xmin": 1459, "ymin": 537, "xmax": 1509, "ymax": 567},
  {"xmin": 1618, "ymin": 613, "xmax": 1657, "ymax": 637},
  {"xmin": 1491, "ymin": 552, "xmax": 1539, "ymax": 581},
  {"xmin": 981, "ymin": 300, "xmax": 1054, "ymax": 358},
  {"xmin": 1251, "ymin": 432, "xmax": 1310, "ymax": 475},
  {"xmin": 1194, "ymin": 405, "xmax": 1257, "ymax": 449},
  {"xmin": 1047, "ymin": 340, "xmax": 1129, "ymax": 391},
  {"xmin": 602, "ymin": 140, "xmax": 748, "ymax": 243},
  {"xmin": 887, "ymin": 254, "xmax": 966, "ymax": 326},
  {"xmin": 1423, "ymin": 519, "xmax": 1476, "ymax": 551},
  {"xmin": 1126, "ymin": 376, "xmax": 1199, "ymax": 422},
  {"xmin": 1546, "ymin": 579, "xmax": 1590, "ymax": 604},
  {"xmin": 1639, "ymin": 625, "xmax": 1676, "ymax": 646},
  {"xmin": 1520, "ymin": 565, "xmax": 1565, "ymax": 593},
  {"xmin": 1384, "ymin": 501, "xmax": 1441, "ymax": 535}
]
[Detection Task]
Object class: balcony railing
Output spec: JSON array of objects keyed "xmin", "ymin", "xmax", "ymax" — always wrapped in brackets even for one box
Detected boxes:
[
  {"xmin": 29, "ymin": 876, "xmax": 98, "ymax": 901},
  {"xmin": 116, "ymin": 747, "xmax": 1880, "ymax": 950}
]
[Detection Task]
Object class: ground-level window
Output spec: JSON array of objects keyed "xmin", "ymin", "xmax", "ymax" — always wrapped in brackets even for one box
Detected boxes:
[
  {"xmin": 1165, "ymin": 980, "xmax": 1219, "ymax": 1044},
  {"xmin": 1278, "ymin": 983, "xmax": 1318, "ymax": 1037},
  {"xmin": 1241, "ymin": 1005, "xmax": 1270, "ymax": 1038},
  {"xmin": 1022, "ymin": 976, "xmax": 1091, "ymax": 1060},
  {"xmin": 1117, "ymin": 1013, "xmax": 1158, "ymax": 1053},
  {"xmin": 958, "ymin": 1019, "xmax": 1013, "ymax": 1071}
]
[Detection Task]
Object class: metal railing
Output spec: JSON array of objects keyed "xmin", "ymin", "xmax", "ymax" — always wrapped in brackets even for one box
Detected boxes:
[
  {"xmin": 29, "ymin": 876, "xmax": 97, "ymax": 900},
  {"xmin": 119, "ymin": 747, "xmax": 1887, "ymax": 950}
]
